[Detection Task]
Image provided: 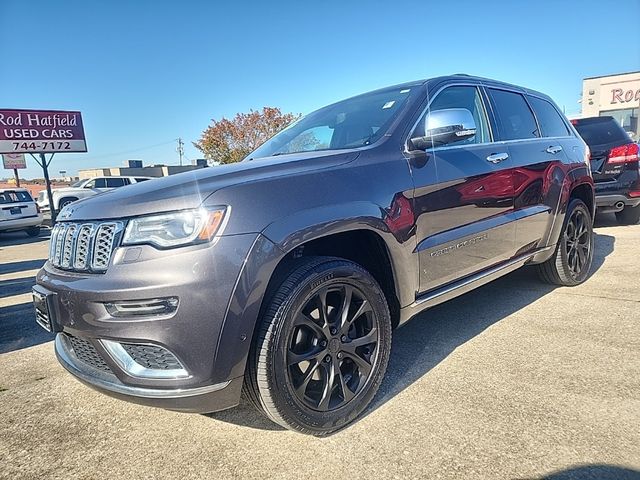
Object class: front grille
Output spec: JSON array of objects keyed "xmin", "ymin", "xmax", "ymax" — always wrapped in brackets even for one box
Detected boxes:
[
  {"xmin": 49, "ymin": 221, "xmax": 123, "ymax": 273},
  {"xmin": 65, "ymin": 334, "xmax": 111, "ymax": 372},
  {"xmin": 121, "ymin": 344, "xmax": 183, "ymax": 370}
]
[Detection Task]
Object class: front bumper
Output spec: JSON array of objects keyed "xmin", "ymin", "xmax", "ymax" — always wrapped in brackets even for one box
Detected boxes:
[
  {"xmin": 37, "ymin": 233, "xmax": 261, "ymax": 412},
  {"xmin": 55, "ymin": 334, "xmax": 243, "ymax": 412}
]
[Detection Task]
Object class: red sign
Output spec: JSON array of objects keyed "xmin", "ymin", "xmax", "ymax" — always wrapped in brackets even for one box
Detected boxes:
[
  {"xmin": 0, "ymin": 109, "xmax": 87, "ymax": 154},
  {"xmin": 2, "ymin": 153, "xmax": 26, "ymax": 169}
]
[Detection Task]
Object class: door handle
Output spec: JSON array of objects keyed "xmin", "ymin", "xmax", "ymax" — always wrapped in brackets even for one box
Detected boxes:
[
  {"xmin": 546, "ymin": 145, "xmax": 563, "ymax": 154},
  {"xmin": 486, "ymin": 152, "xmax": 509, "ymax": 164}
]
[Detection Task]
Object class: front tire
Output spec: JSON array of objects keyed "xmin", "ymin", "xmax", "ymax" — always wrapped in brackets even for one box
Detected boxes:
[
  {"xmin": 537, "ymin": 198, "xmax": 593, "ymax": 286},
  {"xmin": 58, "ymin": 197, "xmax": 77, "ymax": 209},
  {"xmin": 615, "ymin": 204, "xmax": 640, "ymax": 225},
  {"xmin": 245, "ymin": 257, "xmax": 392, "ymax": 435}
]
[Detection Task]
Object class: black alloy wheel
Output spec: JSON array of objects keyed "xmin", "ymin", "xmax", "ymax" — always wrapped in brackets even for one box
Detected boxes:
[
  {"xmin": 245, "ymin": 256, "xmax": 392, "ymax": 435},
  {"xmin": 537, "ymin": 198, "xmax": 593, "ymax": 286},
  {"xmin": 564, "ymin": 207, "xmax": 591, "ymax": 280},
  {"xmin": 287, "ymin": 283, "xmax": 379, "ymax": 412}
]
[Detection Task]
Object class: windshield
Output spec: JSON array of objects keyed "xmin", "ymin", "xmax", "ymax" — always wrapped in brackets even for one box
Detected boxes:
[
  {"xmin": 70, "ymin": 179, "xmax": 86, "ymax": 187},
  {"xmin": 247, "ymin": 87, "xmax": 412, "ymax": 159}
]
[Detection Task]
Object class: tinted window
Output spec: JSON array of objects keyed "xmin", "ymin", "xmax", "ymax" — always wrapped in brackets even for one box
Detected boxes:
[
  {"xmin": 414, "ymin": 86, "xmax": 491, "ymax": 146},
  {"xmin": 490, "ymin": 89, "xmax": 539, "ymax": 140},
  {"xmin": 528, "ymin": 96, "xmax": 569, "ymax": 137},
  {"xmin": 135, "ymin": 177, "xmax": 150, "ymax": 182},
  {"xmin": 93, "ymin": 178, "xmax": 107, "ymax": 188},
  {"xmin": 0, "ymin": 191, "xmax": 32, "ymax": 203},
  {"xmin": 105, "ymin": 178, "xmax": 126, "ymax": 187},
  {"xmin": 573, "ymin": 116, "xmax": 631, "ymax": 147}
]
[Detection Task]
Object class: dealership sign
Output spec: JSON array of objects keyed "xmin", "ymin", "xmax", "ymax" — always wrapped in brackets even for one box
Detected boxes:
[
  {"xmin": 0, "ymin": 109, "xmax": 87, "ymax": 154},
  {"xmin": 2, "ymin": 153, "xmax": 26, "ymax": 169}
]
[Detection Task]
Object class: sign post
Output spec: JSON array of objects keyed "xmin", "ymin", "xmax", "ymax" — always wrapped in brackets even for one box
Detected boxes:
[
  {"xmin": 2, "ymin": 152, "xmax": 26, "ymax": 187},
  {"xmin": 0, "ymin": 109, "xmax": 87, "ymax": 223}
]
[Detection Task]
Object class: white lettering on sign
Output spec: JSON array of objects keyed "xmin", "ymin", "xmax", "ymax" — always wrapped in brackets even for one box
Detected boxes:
[{"xmin": 0, "ymin": 110, "xmax": 86, "ymax": 154}]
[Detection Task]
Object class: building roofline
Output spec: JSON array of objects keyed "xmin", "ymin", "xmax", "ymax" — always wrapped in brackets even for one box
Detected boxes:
[{"xmin": 584, "ymin": 71, "xmax": 640, "ymax": 80}]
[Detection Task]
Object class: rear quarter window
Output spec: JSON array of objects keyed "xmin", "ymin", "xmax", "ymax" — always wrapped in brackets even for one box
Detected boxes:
[
  {"xmin": 573, "ymin": 117, "xmax": 631, "ymax": 147},
  {"xmin": 528, "ymin": 96, "xmax": 570, "ymax": 137}
]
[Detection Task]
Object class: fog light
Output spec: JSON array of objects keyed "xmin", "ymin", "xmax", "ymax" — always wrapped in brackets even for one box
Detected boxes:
[{"xmin": 105, "ymin": 297, "xmax": 178, "ymax": 317}]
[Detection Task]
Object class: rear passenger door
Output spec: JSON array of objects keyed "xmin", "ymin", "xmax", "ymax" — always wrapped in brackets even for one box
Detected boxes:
[
  {"xmin": 486, "ymin": 88, "xmax": 569, "ymax": 255},
  {"xmin": 410, "ymin": 85, "xmax": 516, "ymax": 294}
]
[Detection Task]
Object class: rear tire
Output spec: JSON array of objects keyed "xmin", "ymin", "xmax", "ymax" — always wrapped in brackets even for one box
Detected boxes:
[
  {"xmin": 244, "ymin": 256, "xmax": 392, "ymax": 436},
  {"xmin": 26, "ymin": 226, "xmax": 41, "ymax": 237},
  {"xmin": 615, "ymin": 204, "xmax": 640, "ymax": 225},
  {"xmin": 537, "ymin": 198, "xmax": 593, "ymax": 286}
]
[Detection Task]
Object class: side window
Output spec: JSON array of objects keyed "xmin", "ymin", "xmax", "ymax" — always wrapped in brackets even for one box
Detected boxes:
[
  {"xmin": 84, "ymin": 180, "xmax": 95, "ymax": 188},
  {"xmin": 415, "ymin": 86, "xmax": 491, "ymax": 146},
  {"xmin": 93, "ymin": 178, "xmax": 107, "ymax": 188},
  {"xmin": 528, "ymin": 96, "xmax": 570, "ymax": 137},
  {"xmin": 135, "ymin": 177, "xmax": 150, "ymax": 182},
  {"xmin": 489, "ymin": 89, "xmax": 539, "ymax": 140},
  {"xmin": 105, "ymin": 178, "xmax": 126, "ymax": 188}
]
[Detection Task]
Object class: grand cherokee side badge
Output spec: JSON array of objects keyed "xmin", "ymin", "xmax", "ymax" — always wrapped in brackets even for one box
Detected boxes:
[{"xmin": 430, "ymin": 233, "xmax": 488, "ymax": 257}]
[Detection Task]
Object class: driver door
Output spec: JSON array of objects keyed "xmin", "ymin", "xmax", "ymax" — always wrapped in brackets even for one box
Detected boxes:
[{"xmin": 409, "ymin": 85, "xmax": 517, "ymax": 294}]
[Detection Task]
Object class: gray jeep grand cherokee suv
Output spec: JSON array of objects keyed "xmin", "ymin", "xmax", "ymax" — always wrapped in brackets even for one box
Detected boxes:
[{"xmin": 35, "ymin": 75, "xmax": 594, "ymax": 435}]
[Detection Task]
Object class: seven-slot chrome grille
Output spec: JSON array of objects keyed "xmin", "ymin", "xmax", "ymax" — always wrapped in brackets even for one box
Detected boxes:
[{"xmin": 49, "ymin": 221, "xmax": 124, "ymax": 273}]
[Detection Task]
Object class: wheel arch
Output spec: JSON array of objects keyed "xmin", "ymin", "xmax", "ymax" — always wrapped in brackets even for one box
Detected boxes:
[{"xmin": 213, "ymin": 205, "xmax": 416, "ymax": 384}]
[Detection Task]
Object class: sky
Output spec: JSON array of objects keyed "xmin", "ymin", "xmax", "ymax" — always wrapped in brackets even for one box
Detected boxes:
[{"xmin": 1, "ymin": 0, "xmax": 639, "ymax": 179}]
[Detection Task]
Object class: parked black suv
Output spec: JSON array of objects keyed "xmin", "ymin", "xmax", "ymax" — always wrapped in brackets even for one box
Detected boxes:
[
  {"xmin": 572, "ymin": 116, "xmax": 640, "ymax": 224},
  {"xmin": 34, "ymin": 75, "xmax": 594, "ymax": 435}
]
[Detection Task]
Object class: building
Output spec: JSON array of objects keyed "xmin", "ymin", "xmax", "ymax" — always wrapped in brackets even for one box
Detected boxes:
[
  {"xmin": 78, "ymin": 161, "xmax": 206, "ymax": 179},
  {"xmin": 581, "ymin": 71, "xmax": 640, "ymax": 140}
]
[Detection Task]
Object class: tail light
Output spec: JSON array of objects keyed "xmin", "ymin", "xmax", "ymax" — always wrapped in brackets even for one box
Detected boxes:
[{"xmin": 608, "ymin": 143, "xmax": 639, "ymax": 164}]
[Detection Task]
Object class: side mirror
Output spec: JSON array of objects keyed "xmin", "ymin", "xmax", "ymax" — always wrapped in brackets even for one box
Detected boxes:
[{"xmin": 410, "ymin": 108, "xmax": 477, "ymax": 150}]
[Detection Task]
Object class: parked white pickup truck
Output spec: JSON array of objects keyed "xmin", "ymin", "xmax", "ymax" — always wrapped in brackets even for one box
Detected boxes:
[
  {"xmin": 37, "ymin": 176, "xmax": 152, "ymax": 212},
  {"xmin": 0, "ymin": 188, "xmax": 44, "ymax": 237}
]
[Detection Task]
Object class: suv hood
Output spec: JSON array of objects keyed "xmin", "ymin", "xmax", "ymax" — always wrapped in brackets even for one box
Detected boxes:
[{"xmin": 63, "ymin": 151, "xmax": 358, "ymax": 221}]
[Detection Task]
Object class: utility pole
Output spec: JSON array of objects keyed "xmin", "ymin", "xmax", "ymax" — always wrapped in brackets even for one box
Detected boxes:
[{"xmin": 177, "ymin": 138, "xmax": 184, "ymax": 166}]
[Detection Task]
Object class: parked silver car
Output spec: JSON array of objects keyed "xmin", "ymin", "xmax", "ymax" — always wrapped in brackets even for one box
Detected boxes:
[{"xmin": 0, "ymin": 188, "xmax": 43, "ymax": 237}]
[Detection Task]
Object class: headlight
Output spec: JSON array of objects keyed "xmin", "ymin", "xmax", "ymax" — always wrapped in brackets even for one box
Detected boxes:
[{"xmin": 122, "ymin": 207, "xmax": 228, "ymax": 248}]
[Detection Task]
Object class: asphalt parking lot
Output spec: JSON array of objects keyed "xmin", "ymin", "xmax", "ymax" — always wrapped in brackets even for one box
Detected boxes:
[{"xmin": 1, "ymin": 216, "xmax": 639, "ymax": 480}]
